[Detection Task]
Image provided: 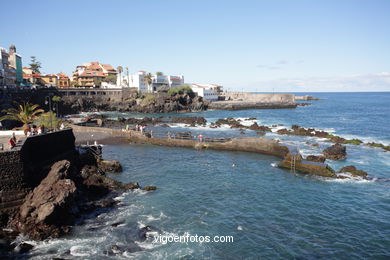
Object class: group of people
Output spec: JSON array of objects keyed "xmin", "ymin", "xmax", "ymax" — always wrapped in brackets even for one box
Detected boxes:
[
  {"xmin": 25, "ymin": 125, "xmax": 45, "ymax": 136},
  {"xmin": 135, "ymin": 124, "xmax": 147, "ymax": 134}
]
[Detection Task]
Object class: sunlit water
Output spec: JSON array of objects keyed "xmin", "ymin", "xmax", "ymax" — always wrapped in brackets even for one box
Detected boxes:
[{"xmin": 29, "ymin": 92, "xmax": 390, "ymax": 259}]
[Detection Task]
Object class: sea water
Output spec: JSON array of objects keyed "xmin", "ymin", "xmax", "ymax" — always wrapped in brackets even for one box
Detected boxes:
[{"xmin": 29, "ymin": 92, "xmax": 390, "ymax": 259}]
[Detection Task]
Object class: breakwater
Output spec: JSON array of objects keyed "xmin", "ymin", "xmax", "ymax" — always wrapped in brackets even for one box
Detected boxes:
[
  {"xmin": 210, "ymin": 93, "xmax": 297, "ymax": 110},
  {"xmin": 71, "ymin": 125, "xmax": 290, "ymax": 158}
]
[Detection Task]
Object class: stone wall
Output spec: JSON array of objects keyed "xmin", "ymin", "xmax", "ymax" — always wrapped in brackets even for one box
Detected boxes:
[
  {"xmin": 210, "ymin": 93, "xmax": 297, "ymax": 110},
  {"xmin": 220, "ymin": 93, "xmax": 296, "ymax": 103},
  {"xmin": 0, "ymin": 129, "xmax": 78, "ymax": 213}
]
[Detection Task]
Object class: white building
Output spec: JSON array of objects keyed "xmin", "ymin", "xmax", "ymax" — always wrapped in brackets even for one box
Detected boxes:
[
  {"xmin": 119, "ymin": 71, "xmax": 184, "ymax": 93},
  {"xmin": 190, "ymin": 84, "xmax": 223, "ymax": 101}
]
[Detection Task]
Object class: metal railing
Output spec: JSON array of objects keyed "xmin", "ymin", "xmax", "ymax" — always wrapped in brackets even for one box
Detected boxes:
[{"xmin": 134, "ymin": 129, "xmax": 232, "ymax": 143}]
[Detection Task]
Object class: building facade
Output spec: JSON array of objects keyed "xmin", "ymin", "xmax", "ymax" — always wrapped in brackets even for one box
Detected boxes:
[
  {"xmin": 40, "ymin": 74, "xmax": 58, "ymax": 87},
  {"xmin": 8, "ymin": 45, "xmax": 23, "ymax": 85},
  {"xmin": 72, "ymin": 62, "xmax": 117, "ymax": 87},
  {"xmin": 1, "ymin": 47, "xmax": 14, "ymax": 87},
  {"xmin": 119, "ymin": 71, "xmax": 184, "ymax": 93},
  {"xmin": 57, "ymin": 73, "xmax": 70, "ymax": 88},
  {"xmin": 190, "ymin": 84, "xmax": 223, "ymax": 101}
]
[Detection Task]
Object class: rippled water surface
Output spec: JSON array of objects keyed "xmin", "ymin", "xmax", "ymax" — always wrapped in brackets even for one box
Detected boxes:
[{"xmin": 30, "ymin": 92, "xmax": 390, "ymax": 259}]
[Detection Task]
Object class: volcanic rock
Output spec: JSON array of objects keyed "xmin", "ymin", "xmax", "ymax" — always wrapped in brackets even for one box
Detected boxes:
[
  {"xmin": 98, "ymin": 160, "xmax": 123, "ymax": 173},
  {"xmin": 306, "ymin": 155, "xmax": 326, "ymax": 163},
  {"xmin": 338, "ymin": 165, "xmax": 368, "ymax": 178},
  {"xmin": 11, "ymin": 160, "xmax": 77, "ymax": 240},
  {"xmin": 142, "ymin": 186, "xmax": 157, "ymax": 191},
  {"xmin": 323, "ymin": 144, "xmax": 347, "ymax": 160}
]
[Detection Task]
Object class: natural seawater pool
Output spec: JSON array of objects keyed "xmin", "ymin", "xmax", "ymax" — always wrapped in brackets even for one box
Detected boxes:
[{"xmin": 29, "ymin": 92, "xmax": 390, "ymax": 259}]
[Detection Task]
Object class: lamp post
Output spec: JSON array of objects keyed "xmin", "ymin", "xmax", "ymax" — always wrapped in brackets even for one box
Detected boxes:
[
  {"xmin": 53, "ymin": 102, "xmax": 59, "ymax": 129},
  {"xmin": 45, "ymin": 95, "xmax": 53, "ymax": 130}
]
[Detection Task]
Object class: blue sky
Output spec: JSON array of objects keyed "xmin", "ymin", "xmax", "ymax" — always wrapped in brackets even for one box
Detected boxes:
[{"xmin": 1, "ymin": 0, "xmax": 390, "ymax": 92}]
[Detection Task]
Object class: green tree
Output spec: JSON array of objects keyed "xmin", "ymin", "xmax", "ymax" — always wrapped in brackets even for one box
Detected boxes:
[
  {"xmin": 29, "ymin": 56, "xmax": 42, "ymax": 73},
  {"xmin": 0, "ymin": 103, "xmax": 44, "ymax": 134},
  {"xmin": 167, "ymin": 85, "xmax": 194, "ymax": 96},
  {"xmin": 52, "ymin": 96, "xmax": 61, "ymax": 102},
  {"xmin": 102, "ymin": 75, "xmax": 117, "ymax": 84},
  {"xmin": 34, "ymin": 111, "xmax": 61, "ymax": 129},
  {"xmin": 94, "ymin": 78, "xmax": 103, "ymax": 87},
  {"xmin": 156, "ymin": 71, "xmax": 164, "ymax": 76}
]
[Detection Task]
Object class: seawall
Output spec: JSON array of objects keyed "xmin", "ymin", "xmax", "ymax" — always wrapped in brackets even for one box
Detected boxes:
[
  {"xmin": 210, "ymin": 93, "xmax": 296, "ymax": 110},
  {"xmin": 71, "ymin": 125, "xmax": 290, "ymax": 158}
]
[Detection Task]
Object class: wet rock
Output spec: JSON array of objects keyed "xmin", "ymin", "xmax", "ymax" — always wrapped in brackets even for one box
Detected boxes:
[
  {"xmin": 80, "ymin": 165, "xmax": 104, "ymax": 179},
  {"xmin": 159, "ymin": 124, "xmax": 170, "ymax": 127},
  {"xmin": 98, "ymin": 160, "xmax": 122, "ymax": 173},
  {"xmin": 170, "ymin": 116, "xmax": 207, "ymax": 126},
  {"xmin": 111, "ymin": 221, "xmax": 125, "ymax": 227},
  {"xmin": 248, "ymin": 123, "xmax": 272, "ymax": 132},
  {"xmin": 323, "ymin": 143, "xmax": 347, "ymax": 160},
  {"xmin": 143, "ymin": 186, "xmax": 157, "ymax": 191},
  {"xmin": 365, "ymin": 142, "xmax": 390, "ymax": 152},
  {"xmin": 256, "ymin": 131, "xmax": 266, "ymax": 136},
  {"xmin": 137, "ymin": 226, "xmax": 153, "ymax": 241},
  {"xmin": 306, "ymin": 155, "xmax": 326, "ymax": 163},
  {"xmin": 338, "ymin": 165, "xmax": 368, "ymax": 178},
  {"xmin": 11, "ymin": 160, "xmax": 77, "ymax": 240},
  {"xmin": 245, "ymin": 117, "xmax": 257, "ymax": 120},
  {"xmin": 13, "ymin": 242, "xmax": 34, "ymax": 254},
  {"xmin": 277, "ymin": 128, "xmax": 291, "ymax": 135},
  {"xmin": 83, "ymin": 174, "xmax": 139, "ymax": 197},
  {"xmin": 215, "ymin": 118, "xmax": 245, "ymax": 128}
]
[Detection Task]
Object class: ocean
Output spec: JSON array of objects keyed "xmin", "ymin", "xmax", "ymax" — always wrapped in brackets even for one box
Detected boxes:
[{"xmin": 29, "ymin": 92, "xmax": 390, "ymax": 259}]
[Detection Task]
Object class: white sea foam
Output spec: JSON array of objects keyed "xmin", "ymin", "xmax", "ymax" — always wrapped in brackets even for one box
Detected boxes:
[
  {"xmin": 237, "ymin": 225, "xmax": 243, "ymax": 231},
  {"xmin": 322, "ymin": 174, "xmax": 375, "ymax": 184},
  {"xmin": 70, "ymin": 245, "xmax": 95, "ymax": 257},
  {"xmin": 270, "ymin": 163, "xmax": 278, "ymax": 167}
]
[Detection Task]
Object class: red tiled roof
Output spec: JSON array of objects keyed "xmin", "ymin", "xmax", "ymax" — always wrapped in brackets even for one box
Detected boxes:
[
  {"xmin": 87, "ymin": 62, "xmax": 102, "ymax": 70},
  {"xmin": 57, "ymin": 73, "xmax": 69, "ymax": 78},
  {"xmin": 102, "ymin": 64, "xmax": 116, "ymax": 71},
  {"xmin": 79, "ymin": 70, "xmax": 105, "ymax": 77}
]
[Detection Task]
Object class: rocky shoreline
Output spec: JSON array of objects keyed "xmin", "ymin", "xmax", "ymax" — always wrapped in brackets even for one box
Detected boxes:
[{"xmin": 0, "ymin": 133, "xmax": 155, "ymax": 258}]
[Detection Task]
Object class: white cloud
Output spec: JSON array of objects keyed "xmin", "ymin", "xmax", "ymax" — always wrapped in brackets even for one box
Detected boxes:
[{"xmin": 244, "ymin": 72, "xmax": 390, "ymax": 92}]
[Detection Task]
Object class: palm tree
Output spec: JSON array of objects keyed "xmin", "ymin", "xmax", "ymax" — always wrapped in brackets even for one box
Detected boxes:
[
  {"xmin": 156, "ymin": 71, "xmax": 163, "ymax": 76},
  {"xmin": 0, "ymin": 102, "xmax": 44, "ymax": 135},
  {"xmin": 143, "ymin": 73, "xmax": 153, "ymax": 92},
  {"xmin": 117, "ymin": 66, "xmax": 123, "ymax": 86}
]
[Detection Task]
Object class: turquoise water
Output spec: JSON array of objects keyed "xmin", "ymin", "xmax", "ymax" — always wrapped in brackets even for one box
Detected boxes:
[{"xmin": 30, "ymin": 92, "xmax": 390, "ymax": 259}]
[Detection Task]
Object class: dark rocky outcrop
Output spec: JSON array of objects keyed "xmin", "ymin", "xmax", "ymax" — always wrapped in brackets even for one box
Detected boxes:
[
  {"xmin": 10, "ymin": 161, "xmax": 78, "ymax": 240},
  {"xmin": 170, "ymin": 116, "xmax": 207, "ymax": 126},
  {"xmin": 323, "ymin": 144, "xmax": 347, "ymax": 160},
  {"xmin": 248, "ymin": 123, "xmax": 272, "ymax": 132},
  {"xmin": 338, "ymin": 166, "xmax": 368, "ymax": 178},
  {"xmin": 142, "ymin": 186, "xmax": 157, "ymax": 191},
  {"xmin": 98, "ymin": 160, "xmax": 123, "ymax": 173},
  {"xmin": 306, "ymin": 155, "xmax": 326, "ymax": 163},
  {"xmin": 8, "ymin": 157, "xmax": 140, "ymax": 241}
]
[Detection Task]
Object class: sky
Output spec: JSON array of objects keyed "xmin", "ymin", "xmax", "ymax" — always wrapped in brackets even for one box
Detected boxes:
[{"xmin": 1, "ymin": 0, "xmax": 390, "ymax": 92}]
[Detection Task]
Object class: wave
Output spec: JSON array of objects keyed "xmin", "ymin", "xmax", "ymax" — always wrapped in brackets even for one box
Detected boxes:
[
  {"xmin": 70, "ymin": 245, "xmax": 96, "ymax": 257},
  {"xmin": 322, "ymin": 174, "xmax": 376, "ymax": 184}
]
